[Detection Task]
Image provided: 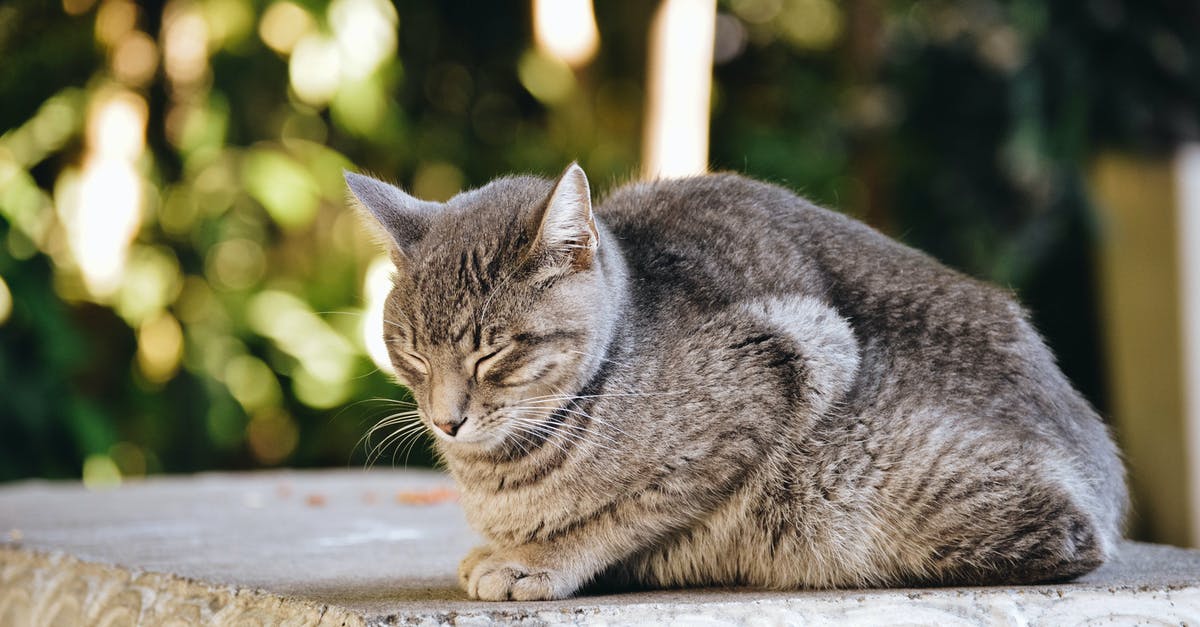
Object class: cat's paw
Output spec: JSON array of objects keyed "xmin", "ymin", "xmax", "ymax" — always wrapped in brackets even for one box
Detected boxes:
[
  {"xmin": 464, "ymin": 552, "xmax": 574, "ymax": 601},
  {"xmin": 458, "ymin": 545, "xmax": 495, "ymax": 589}
]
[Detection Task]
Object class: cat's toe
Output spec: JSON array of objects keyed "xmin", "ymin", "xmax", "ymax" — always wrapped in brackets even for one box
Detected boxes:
[
  {"xmin": 467, "ymin": 557, "xmax": 570, "ymax": 601},
  {"xmin": 508, "ymin": 571, "xmax": 559, "ymax": 601},
  {"xmin": 473, "ymin": 564, "xmax": 525, "ymax": 600},
  {"xmin": 458, "ymin": 545, "xmax": 494, "ymax": 589}
]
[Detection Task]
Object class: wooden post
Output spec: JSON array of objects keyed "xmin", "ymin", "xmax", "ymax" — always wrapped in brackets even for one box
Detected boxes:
[
  {"xmin": 1177, "ymin": 145, "xmax": 1200, "ymax": 546},
  {"xmin": 1091, "ymin": 150, "xmax": 1198, "ymax": 546}
]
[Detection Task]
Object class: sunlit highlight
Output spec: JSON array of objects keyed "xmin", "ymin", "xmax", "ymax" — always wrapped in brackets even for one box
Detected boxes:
[
  {"xmin": 248, "ymin": 290, "xmax": 357, "ymax": 408},
  {"xmin": 290, "ymin": 34, "xmax": 342, "ymax": 106},
  {"xmin": 330, "ymin": 0, "xmax": 398, "ymax": 81},
  {"xmin": 643, "ymin": 0, "xmax": 716, "ymax": 179},
  {"xmin": 287, "ymin": 0, "xmax": 396, "ymax": 107},
  {"xmin": 518, "ymin": 49, "xmax": 576, "ymax": 105},
  {"xmin": 137, "ymin": 312, "xmax": 183, "ymax": 383},
  {"xmin": 95, "ymin": 0, "xmax": 137, "ymax": 48},
  {"xmin": 259, "ymin": 1, "xmax": 315, "ymax": 54},
  {"xmin": 0, "ymin": 275, "xmax": 11, "ymax": 325},
  {"xmin": 63, "ymin": 0, "xmax": 98, "ymax": 16},
  {"xmin": 162, "ymin": 6, "xmax": 209, "ymax": 88},
  {"xmin": 61, "ymin": 89, "xmax": 147, "ymax": 299},
  {"xmin": 111, "ymin": 30, "xmax": 159, "ymax": 86},
  {"xmin": 246, "ymin": 409, "xmax": 299, "ymax": 464},
  {"xmin": 225, "ymin": 355, "xmax": 282, "ymax": 412},
  {"xmin": 82, "ymin": 454, "xmax": 122, "ymax": 489},
  {"xmin": 362, "ymin": 255, "xmax": 395, "ymax": 375},
  {"xmin": 533, "ymin": 0, "xmax": 599, "ymax": 68},
  {"xmin": 776, "ymin": 0, "xmax": 842, "ymax": 51},
  {"xmin": 115, "ymin": 245, "xmax": 183, "ymax": 326}
]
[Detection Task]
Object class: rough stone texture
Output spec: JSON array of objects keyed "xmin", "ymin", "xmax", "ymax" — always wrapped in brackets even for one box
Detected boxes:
[{"xmin": 1, "ymin": 469, "xmax": 1198, "ymax": 625}]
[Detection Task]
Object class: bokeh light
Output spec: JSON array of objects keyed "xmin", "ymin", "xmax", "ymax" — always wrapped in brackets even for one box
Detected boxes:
[
  {"xmin": 136, "ymin": 312, "xmax": 184, "ymax": 384},
  {"xmin": 362, "ymin": 255, "xmax": 395, "ymax": 375},
  {"xmin": 259, "ymin": 2, "xmax": 315, "ymax": 54},
  {"xmin": 533, "ymin": 0, "xmax": 599, "ymax": 68},
  {"xmin": 0, "ymin": 275, "xmax": 11, "ymax": 325},
  {"xmin": 0, "ymin": 1, "xmax": 1195, "ymax": 547},
  {"xmin": 59, "ymin": 88, "xmax": 147, "ymax": 300},
  {"xmin": 644, "ymin": 0, "xmax": 716, "ymax": 178}
]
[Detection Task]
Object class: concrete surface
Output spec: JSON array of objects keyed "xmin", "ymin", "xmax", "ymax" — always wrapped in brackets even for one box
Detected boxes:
[{"xmin": 1, "ymin": 469, "xmax": 1199, "ymax": 625}]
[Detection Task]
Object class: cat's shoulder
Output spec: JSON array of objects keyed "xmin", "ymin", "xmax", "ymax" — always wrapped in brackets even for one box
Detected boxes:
[{"xmin": 599, "ymin": 171, "xmax": 803, "ymax": 210}]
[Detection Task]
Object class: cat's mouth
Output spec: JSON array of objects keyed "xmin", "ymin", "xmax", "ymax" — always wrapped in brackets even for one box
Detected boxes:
[
  {"xmin": 435, "ymin": 405, "xmax": 563, "ymax": 453},
  {"xmin": 425, "ymin": 408, "xmax": 505, "ymax": 448}
]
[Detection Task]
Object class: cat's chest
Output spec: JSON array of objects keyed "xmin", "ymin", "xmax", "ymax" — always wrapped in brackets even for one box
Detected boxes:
[{"xmin": 457, "ymin": 478, "xmax": 585, "ymax": 546}]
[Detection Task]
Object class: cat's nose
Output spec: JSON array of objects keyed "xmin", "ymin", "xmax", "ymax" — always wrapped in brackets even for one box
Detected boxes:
[{"xmin": 434, "ymin": 417, "xmax": 465, "ymax": 436}]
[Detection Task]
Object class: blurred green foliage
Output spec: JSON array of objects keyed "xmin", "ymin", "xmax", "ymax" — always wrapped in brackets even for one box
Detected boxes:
[{"xmin": 0, "ymin": 0, "xmax": 1197, "ymax": 482}]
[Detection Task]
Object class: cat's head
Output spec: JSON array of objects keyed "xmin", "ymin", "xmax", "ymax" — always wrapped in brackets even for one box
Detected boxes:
[{"xmin": 347, "ymin": 164, "xmax": 620, "ymax": 452}]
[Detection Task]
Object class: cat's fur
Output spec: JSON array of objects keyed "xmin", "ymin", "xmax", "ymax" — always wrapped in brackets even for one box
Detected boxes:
[{"xmin": 346, "ymin": 164, "xmax": 1127, "ymax": 601}]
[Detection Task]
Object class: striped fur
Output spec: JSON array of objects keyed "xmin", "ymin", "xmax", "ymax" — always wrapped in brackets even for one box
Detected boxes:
[{"xmin": 346, "ymin": 165, "xmax": 1127, "ymax": 601}]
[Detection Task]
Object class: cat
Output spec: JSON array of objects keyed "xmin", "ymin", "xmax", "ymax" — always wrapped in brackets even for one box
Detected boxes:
[{"xmin": 346, "ymin": 163, "xmax": 1127, "ymax": 601}]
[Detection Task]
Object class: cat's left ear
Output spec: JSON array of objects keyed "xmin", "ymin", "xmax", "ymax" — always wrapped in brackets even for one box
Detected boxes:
[
  {"xmin": 344, "ymin": 171, "xmax": 437, "ymax": 265},
  {"xmin": 531, "ymin": 162, "xmax": 599, "ymax": 275}
]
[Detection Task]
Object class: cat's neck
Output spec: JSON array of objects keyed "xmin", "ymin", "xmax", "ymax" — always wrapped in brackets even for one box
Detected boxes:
[{"xmin": 574, "ymin": 219, "xmax": 630, "ymax": 389}]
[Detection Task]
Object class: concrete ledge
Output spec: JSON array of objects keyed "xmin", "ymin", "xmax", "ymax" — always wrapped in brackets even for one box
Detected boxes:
[
  {"xmin": 0, "ymin": 548, "xmax": 358, "ymax": 626},
  {"xmin": 1, "ymin": 469, "xmax": 1198, "ymax": 625}
]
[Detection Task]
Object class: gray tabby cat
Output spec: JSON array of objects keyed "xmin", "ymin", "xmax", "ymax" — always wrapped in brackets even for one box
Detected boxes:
[{"xmin": 346, "ymin": 163, "xmax": 1126, "ymax": 601}]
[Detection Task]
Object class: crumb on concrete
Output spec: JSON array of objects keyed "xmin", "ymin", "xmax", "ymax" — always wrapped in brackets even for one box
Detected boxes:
[{"xmin": 395, "ymin": 486, "xmax": 457, "ymax": 505}]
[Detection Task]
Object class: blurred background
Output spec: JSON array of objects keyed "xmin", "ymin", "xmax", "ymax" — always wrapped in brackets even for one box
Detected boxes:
[{"xmin": 2, "ymin": 0, "xmax": 1199, "ymax": 546}]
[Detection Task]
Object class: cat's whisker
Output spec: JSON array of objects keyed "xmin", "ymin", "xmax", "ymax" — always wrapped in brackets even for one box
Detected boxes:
[
  {"xmin": 362, "ymin": 415, "xmax": 426, "ymax": 466},
  {"xmin": 507, "ymin": 416, "xmax": 584, "ymax": 455},
  {"xmin": 357, "ymin": 411, "xmax": 420, "ymax": 455},
  {"xmin": 360, "ymin": 397, "xmax": 419, "ymax": 408},
  {"xmin": 505, "ymin": 427, "xmax": 535, "ymax": 459},
  {"xmin": 518, "ymin": 390, "xmax": 686, "ymax": 404},
  {"xmin": 370, "ymin": 423, "xmax": 427, "ymax": 469},
  {"xmin": 518, "ymin": 423, "xmax": 617, "ymax": 455},
  {"xmin": 315, "ymin": 310, "xmax": 364, "ymax": 318},
  {"xmin": 505, "ymin": 403, "xmax": 614, "ymax": 429},
  {"xmin": 364, "ymin": 421, "xmax": 424, "ymax": 467},
  {"xmin": 394, "ymin": 426, "xmax": 431, "ymax": 467},
  {"xmin": 382, "ymin": 319, "xmax": 408, "ymax": 329},
  {"xmin": 507, "ymin": 414, "xmax": 618, "ymax": 453},
  {"xmin": 504, "ymin": 422, "xmax": 567, "ymax": 456},
  {"xmin": 565, "ymin": 349, "xmax": 632, "ymax": 367},
  {"xmin": 363, "ymin": 410, "xmax": 423, "ymax": 438},
  {"xmin": 332, "ymin": 397, "xmax": 418, "ymax": 431},
  {"xmin": 506, "ymin": 409, "xmax": 617, "ymax": 440},
  {"xmin": 502, "ymin": 407, "xmax": 621, "ymax": 444},
  {"xmin": 520, "ymin": 390, "xmax": 634, "ymax": 439},
  {"xmin": 548, "ymin": 384, "xmax": 615, "ymax": 436}
]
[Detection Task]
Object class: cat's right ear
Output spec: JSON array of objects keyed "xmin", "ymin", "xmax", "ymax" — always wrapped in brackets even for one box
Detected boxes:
[{"xmin": 344, "ymin": 171, "xmax": 436, "ymax": 264}]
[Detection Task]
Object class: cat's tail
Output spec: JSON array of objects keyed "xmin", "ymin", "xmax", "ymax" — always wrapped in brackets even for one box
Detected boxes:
[{"xmin": 739, "ymin": 295, "xmax": 860, "ymax": 418}]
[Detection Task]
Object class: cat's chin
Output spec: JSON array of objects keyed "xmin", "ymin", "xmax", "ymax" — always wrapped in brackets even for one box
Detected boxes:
[{"xmin": 430, "ymin": 428, "xmax": 506, "ymax": 452}]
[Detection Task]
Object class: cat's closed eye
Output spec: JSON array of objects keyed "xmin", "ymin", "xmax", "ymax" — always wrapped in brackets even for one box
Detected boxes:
[
  {"xmin": 401, "ymin": 352, "xmax": 429, "ymax": 374},
  {"xmin": 484, "ymin": 351, "xmax": 560, "ymax": 388},
  {"xmin": 472, "ymin": 347, "xmax": 508, "ymax": 380},
  {"xmin": 389, "ymin": 344, "xmax": 429, "ymax": 378}
]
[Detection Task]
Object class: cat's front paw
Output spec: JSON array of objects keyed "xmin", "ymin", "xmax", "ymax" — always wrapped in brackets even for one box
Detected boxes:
[
  {"xmin": 464, "ymin": 552, "xmax": 575, "ymax": 601},
  {"xmin": 458, "ymin": 545, "xmax": 495, "ymax": 589}
]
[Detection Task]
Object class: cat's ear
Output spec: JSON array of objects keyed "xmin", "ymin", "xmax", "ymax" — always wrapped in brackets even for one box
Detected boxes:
[
  {"xmin": 344, "ymin": 171, "xmax": 436, "ymax": 263},
  {"xmin": 530, "ymin": 162, "xmax": 599, "ymax": 275}
]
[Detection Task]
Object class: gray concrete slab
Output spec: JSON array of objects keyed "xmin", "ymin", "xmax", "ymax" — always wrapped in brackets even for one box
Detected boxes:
[{"xmin": 1, "ymin": 469, "xmax": 1198, "ymax": 625}]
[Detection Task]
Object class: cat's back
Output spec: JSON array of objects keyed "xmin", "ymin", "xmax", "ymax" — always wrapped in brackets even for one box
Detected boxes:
[
  {"xmin": 598, "ymin": 173, "xmax": 1111, "ymax": 454},
  {"xmin": 598, "ymin": 172, "xmax": 1125, "ymax": 570},
  {"xmin": 597, "ymin": 172, "xmax": 1000, "ymax": 316}
]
